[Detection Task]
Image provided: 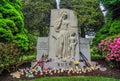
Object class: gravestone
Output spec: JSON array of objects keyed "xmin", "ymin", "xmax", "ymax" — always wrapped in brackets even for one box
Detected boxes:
[
  {"xmin": 36, "ymin": 9, "xmax": 91, "ymax": 69},
  {"xmin": 36, "ymin": 37, "xmax": 49, "ymax": 61}
]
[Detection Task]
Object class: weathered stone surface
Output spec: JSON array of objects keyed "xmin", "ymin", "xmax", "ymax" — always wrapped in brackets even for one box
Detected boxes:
[
  {"xmin": 44, "ymin": 59, "xmax": 75, "ymax": 69},
  {"xmin": 36, "ymin": 37, "xmax": 49, "ymax": 61},
  {"xmin": 49, "ymin": 9, "xmax": 79, "ymax": 61},
  {"xmin": 79, "ymin": 38, "xmax": 91, "ymax": 61}
]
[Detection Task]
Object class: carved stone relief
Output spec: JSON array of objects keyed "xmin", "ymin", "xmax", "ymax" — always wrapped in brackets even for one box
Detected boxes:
[
  {"xmin": 49, "ymin": 9, "xmax": 79, "ymax": 61},
  {"xmin": 52, "ymin": 10, "xmax": 78, "ymax": 60}
]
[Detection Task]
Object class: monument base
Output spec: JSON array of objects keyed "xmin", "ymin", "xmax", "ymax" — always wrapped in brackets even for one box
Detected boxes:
[
  {"xmin": 44, "ymin": 59, "xmax": 74, "ymax": 69},
  {"xmin": 43, "ymin": 58, "xmax": 96, "ymax": 69}
]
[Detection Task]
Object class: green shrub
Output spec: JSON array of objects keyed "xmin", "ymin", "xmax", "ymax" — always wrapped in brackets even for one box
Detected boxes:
[
  {"xmin": 0, "ymin": 0, "xmax": 29, "ymax": 50},
  {"xmin": 90, "ymin": 46, "xmax": 103, "ymax": 59},
  {"xmin": 109, "ymin": 20, "xmax": 120, "ymax": 35},
  {"xmin": 0, "ymin": 42, "xmax": 24, "ymax": 73},
  {"xmin": 93, "ymin": 19, "xmax": 120, "ymax": 46},
  {"xmin": 13, "ymin": 32, "xmax": 29, "ymax": 50},
  {"xmin": 0, "ymin": 0, "xmax": 30, "ymax": 73}
]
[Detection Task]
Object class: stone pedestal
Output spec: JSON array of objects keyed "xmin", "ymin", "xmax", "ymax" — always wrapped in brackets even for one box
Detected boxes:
[{"xmin": 44, "ymin": 59, "xmax": 74, "ymax": 69}]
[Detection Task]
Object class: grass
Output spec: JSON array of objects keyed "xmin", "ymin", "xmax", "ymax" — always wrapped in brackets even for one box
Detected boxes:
[
  {"xmin": 21, "ymin": 54, "xmax": 36, "ymax": 61},
  {"xmin": 20, "ymin": 76, "xmax": 120, "ymax": 81}
]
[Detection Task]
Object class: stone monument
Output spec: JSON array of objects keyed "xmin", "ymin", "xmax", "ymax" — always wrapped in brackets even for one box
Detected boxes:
[{"xmin": 36, "ymin": 9, "xmax": 91, "ymax": 69}]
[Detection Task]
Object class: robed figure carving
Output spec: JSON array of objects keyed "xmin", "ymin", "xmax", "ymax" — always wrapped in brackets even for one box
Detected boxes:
[{"xmin": 53, "ymin": 11, "xmax": 70, "ymax": 59}]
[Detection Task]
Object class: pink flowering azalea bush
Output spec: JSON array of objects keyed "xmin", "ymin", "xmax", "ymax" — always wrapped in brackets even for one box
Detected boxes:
[{"xmin": 98, "ymin": 37, "xmax": 120, "ymax": 67}]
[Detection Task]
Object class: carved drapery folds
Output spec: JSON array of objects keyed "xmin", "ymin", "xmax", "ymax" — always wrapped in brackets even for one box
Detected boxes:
[{"xmin": 53, "ymin": 11, "xmax": 78, "ymax": 60}]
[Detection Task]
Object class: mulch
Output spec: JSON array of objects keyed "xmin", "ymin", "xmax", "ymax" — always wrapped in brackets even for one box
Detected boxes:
[
  {"xmin": 83, "ymin": 58, "xmax": 120, "ymax": 79},
  {"xmin": 0, "ymin": 58, "xmax": 120, "ymax": 81}
]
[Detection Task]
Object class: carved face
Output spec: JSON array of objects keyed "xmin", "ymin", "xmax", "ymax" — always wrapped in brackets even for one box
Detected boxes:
[
  {"xmin": 62, "ymin": 12, "xmax": 67, "ymax": 19},
  {"xmin": 71, "ymin": 32, "xmax": 76, "ymax": 36}
]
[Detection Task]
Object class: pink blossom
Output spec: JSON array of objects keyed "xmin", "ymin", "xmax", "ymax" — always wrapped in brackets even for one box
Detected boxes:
[
  {"xmin": 98, "ymin": 37, "xmax": 120, "ymax": 63},
  {"xmin": 114, "ymin": 38, "xmax": 118, "ymax": 44},
  {"xmin": 116, "ymin": 39, "xmax": 120, "ymax": 45}
]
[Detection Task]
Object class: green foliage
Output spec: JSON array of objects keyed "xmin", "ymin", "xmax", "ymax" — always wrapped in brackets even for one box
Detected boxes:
[
  {"xmin": 27, "ymin": 76, "xmax": 120, "ymax": 81},
  {"xmin": 109, "ymin": 19, "xmax": 120, "ymax": 35},
  {"xmin": 21, "ymin": 54, "xmax": 36, "ymax": 61},
  {"xmin": 0, "ymin": 0, "xmax": 29, "ymax": 50},
  {"xmin": 90, "ymin": 46, "xmax": 103, "ymax": 59},
  {"xmin": 0, "ymin": 0, "xmax": 30, "ymax": 73},
  {"xmin": 22, "ymin": 0, "xmax": 53, "ymax": 37},
  {"xmin": 0, "ymin": 19, "xmax": 14, "ymax": 41},
  {"xmin": 94, "ymin": 0, "xmax": 120, "ymax": 46},
  {"xmin": 0, "ymin": 42, "xmax": 24, "ymax": 73},
  {"xmin": 0, "ymin": 13, "xmax": 3, "ymax": 18},
  {"xmin": 101, "ymin": 0, "xmax": 119, "ymax": 9},
  {"xmin": 93, "ymin": 19, "xmax": 120, "ymax": 45},
  {"xmin": 13, "ymin": 32, "xmax": 29, "ymax": 50},
  {"xmin": 101, "ymin": 0, "xmax": 120, "ymax": 19},
  {"xmin": 91, "ymin": 0, "xmax": 120, "ymax": 59},
  {"xmin": 22, "ymin": 0, "xmax": 54, "ymax": 54}
]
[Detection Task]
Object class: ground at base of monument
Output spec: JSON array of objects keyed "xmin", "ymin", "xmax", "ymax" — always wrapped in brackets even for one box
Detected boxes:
[
  {"xmin": 7, "ymin": 60, "xmax": 98, "ymax": 79},
  {"xmin": 0, "ymin": 58, "xmax": 120, "ymax": 81}
]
